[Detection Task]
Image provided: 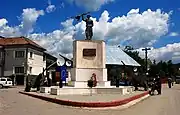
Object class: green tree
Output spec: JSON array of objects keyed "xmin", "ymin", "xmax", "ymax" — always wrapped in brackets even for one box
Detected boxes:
[
  {"xmin": 153, "ymin": 60, "xmax": 156, "ymax": 65},
  {"xmin": 123, "ymin": 46, "xmax": 144, "ymax": 65},
  {"xmin": 167, "ymin": 60, "xmax": 177, "ymax": 76},
  {"xmin": 123, "ymin": 46, "xmax": 153, "ymax": 72}
]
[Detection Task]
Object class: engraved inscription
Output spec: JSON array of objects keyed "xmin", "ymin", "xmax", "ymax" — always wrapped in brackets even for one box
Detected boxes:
[{"xmin": 83, "ymin": 49, "xmax": 96, "ymax": 56}]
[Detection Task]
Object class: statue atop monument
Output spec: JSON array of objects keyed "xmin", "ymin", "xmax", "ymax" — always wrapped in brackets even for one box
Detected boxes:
[
  {"xmin": 82, "ymin": 14, "xmax": 94, "ymax": 40},
  {"xmin": 71, "ymin": 12, "xmax": 94, "ymax": 40}
]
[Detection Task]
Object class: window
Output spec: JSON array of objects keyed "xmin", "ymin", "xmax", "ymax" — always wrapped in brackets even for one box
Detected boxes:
[
  {"xmin": 0, "ymin": 78, "xmax": 6, "ymax": 81},
  {"xmin": 15, "ymin": 51, "xmax": 25, "ymax": 58},
  {"xmin": 7, "ymin": 78, "xmax": 12, "ymax": 81},
  {"xmin": 30, "ymin": 52, "xmax": 33, "ymax": 58},
  {"xmin": 29, "ymin": 67, "xmax": 32, "ymax": 73},
  {"xmin": 15, "ymin": 67, "xmax": 24, "ymax": 73}
]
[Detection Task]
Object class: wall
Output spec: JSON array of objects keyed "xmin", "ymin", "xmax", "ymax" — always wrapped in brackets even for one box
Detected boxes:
[
  {"xmin": 0, "ymin": 48, "xmax": 3, "ymax": 76},
  {"xmin": 27, "ymin": 48, "xmax": 46, "ymax": 75},
  {"xmin": 73, "ymin": 40, "xmax": 106, "ymax": 68},
  {"xmin": 3, "ymin": 47, "xmax": 46, "ymax": 76},
  {"xmin": 4, "ymin": 48, "xmax": 27, "ymax": 76}
]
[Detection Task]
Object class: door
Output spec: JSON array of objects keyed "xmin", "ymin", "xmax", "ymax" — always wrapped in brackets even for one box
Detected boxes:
[{"xmin": 16, "ymin": 75, "xmax": 24, "ymax": 85}]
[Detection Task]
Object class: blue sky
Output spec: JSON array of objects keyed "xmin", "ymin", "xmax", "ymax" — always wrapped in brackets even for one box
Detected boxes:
[
  {"xmin": 0, "ymin": 0, "xmax": 180, "ymax": 62},
  {"xmin": 1, "ymin": 0, "xmax": 180, "ymax": 47}
]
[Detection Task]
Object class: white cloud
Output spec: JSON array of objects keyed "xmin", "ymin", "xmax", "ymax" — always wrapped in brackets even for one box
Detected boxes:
[
  {"xmin": 106, "ymin": 9, "xmax": 170, "ymax": 48},
  {"xmin": 46, "ymin": 5, "xmax": 56, "ymax": 13},
  {"xmin": 20, "ymin": 8, "xmax": 44, "ymax": 34},
  {"xmin": 0, "ymin": 19, "xmax": 8, "ymax": 27},
  {"xmin": 28, "ymin": 19, "xmax": 75, "ymax": 58},
  {"xmin": 66, "ymin": 0, "xmax": 114, "ymax": 11},
  {"xmin": 30, "ymin": 9, "xmax": 171, "ymax": 60},
  {"xmin": 128, "ymin": 9, "xmax": 140, "ymax": 15},
  {"xmin": 46, "ymin": 0, "xmax": 56, "ymax": 13},
  {"xmin": 169, "ymin": 32, "xmax": 179, "ymax": 37},
  {"xmin": 0, "ymin": 19, "xmax": 22, "ymax": 37},
  {"xmin": 137, "ymin": 43, "xmax": 180, "ymax": 64},
  {"xmin": 0, "ymin": 8, "xmax": 44, "ymax": 37},
  {"xmin": 0, "ymin": 8, "xmax": 175, "ymax": 63}
]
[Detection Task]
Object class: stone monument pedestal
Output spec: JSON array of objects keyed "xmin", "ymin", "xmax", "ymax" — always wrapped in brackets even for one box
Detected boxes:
[{"xmin": 70, "ymin": 40, "xmax": 111, "ymax": 88}]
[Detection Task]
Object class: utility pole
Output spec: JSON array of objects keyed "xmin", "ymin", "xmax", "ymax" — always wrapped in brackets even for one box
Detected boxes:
[{"xmin": 142, "ymin": 47, "xmax": 151, "ymax": 74}]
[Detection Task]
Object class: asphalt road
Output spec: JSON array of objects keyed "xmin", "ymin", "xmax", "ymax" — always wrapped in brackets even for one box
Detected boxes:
[{"xmin": 0, "ymin": 85, "xmax": 180, "ymax": 115}]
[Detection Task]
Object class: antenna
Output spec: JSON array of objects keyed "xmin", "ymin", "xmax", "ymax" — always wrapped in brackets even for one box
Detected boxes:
[
  {"xmin": 66, "ymin": 60, "xmax": 72, "ymax": 67},
  {"xmin": 121, "ymin": 61, "xmax": 125, "ymax": 66},
  {"xmin": 56, "ymin": 57, "xmax": 65, "ymax": 66}
]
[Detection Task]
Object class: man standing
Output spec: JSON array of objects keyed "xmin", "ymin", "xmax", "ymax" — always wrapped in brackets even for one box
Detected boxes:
[
  {"xmin": 168, "ymin": 77, "xmax": 172, "ymax": 88},
  {"xmin": 82, "ymin": 14, "xmax": 94, "ymax": 40},
  {"xmin": 156, "ymin": 75, "xmax": 162, "ymax": 94}
]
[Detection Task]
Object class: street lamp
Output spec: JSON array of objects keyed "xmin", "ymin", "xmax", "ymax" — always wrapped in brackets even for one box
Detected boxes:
[{"xmin": 142, "ymin": 47, "xmax": 151, "ymax": 74}]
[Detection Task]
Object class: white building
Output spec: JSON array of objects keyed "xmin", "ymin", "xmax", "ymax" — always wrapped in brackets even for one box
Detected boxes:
[{"xmin": 0, "ymin": 36, "xmax": 47, "ymax": 85}]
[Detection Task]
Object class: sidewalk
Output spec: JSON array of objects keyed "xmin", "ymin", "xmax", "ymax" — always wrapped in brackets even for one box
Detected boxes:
[{"xmin": 19, "ymin": 90, "xmax": 149, "ymax": 108}]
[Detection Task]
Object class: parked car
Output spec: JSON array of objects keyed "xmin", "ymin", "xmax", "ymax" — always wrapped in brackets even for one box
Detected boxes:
[{"xmin": 0, "ymin": 77, "xmax": 13, "ymax": 89}]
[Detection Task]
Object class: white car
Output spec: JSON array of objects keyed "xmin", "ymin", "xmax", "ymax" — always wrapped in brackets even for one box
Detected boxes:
[{"xmin": 0, "ymin": 77, "xmax": 13, "ymax": 89}]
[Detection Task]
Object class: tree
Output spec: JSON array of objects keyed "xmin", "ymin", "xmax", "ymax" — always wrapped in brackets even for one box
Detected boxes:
[
  {"xmin": 152, "ymin": 60, "xmax": 178, "ymax": 77},
  {"xmin": 123, "ymin": 45, "xmax": 152, "ymax": 72},
  {"xmin": 149, "ymin": 64, "xmax": 158, "ymax": 77},
  {"xmin": 162, "ymin": 62, "xmax": 168, "ymax": 73},
  {"xmin": 123, "ymin": 46, "xmax": 144, "ymax": 65},
  {"xmin": 167, "ymin": 60, "xmax": 178, "ymax": 76},
  {"xmin": 153, "ymin": 60, "xmax": 156, "ymax": 65}
]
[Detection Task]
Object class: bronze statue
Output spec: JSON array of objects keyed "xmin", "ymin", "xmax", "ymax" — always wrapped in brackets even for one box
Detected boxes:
[
  {"xmin": 71, "ymin": 12, "xmax": 94, "ymax": 40},
  {"xmin": 82, "ymin": 14, "xmax": 94, "ymax": 40}
]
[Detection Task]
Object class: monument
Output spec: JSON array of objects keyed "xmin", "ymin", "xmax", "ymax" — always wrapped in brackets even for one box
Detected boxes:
[
  {"xmin": 69, "ymin": 13, "xmax": 110, "ymax": 88},
  {"xmin": 71, "ymin": 40, "xmax": 111, "ymax": 88},
  {"xmin": 40, "ymin": 13, "xmax": 133, "ymax": 95}
]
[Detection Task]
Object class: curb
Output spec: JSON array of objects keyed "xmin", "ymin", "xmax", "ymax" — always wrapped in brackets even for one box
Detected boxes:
[{"xmin": 19, "ymin": 91, "xmax": 149, "ymax": 108}]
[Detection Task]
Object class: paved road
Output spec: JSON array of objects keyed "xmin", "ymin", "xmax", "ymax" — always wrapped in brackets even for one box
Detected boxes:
[{"xmin": 0, "ymin": 85, "xmax": 180, "ymax": 115}]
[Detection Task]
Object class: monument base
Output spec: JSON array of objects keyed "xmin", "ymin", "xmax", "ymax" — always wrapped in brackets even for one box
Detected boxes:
[
  {"xmin": 70, "ymin": 81, "xmax": 111, "ymax": 88},
  {"xmin": 71, "ymin": 68, "xmax": 108, "ymax": 80},
  {"xmin": 48, "ymin": 86, "xmax": 134, "ymax": 95},
  {"xmin": 70, "ymin": 68, "xmax": 111, "ymax": 88}
]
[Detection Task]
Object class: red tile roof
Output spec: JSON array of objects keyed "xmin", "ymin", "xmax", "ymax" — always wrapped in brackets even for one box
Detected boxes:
[{"xmin": 0, "ymin": 36, "xmax": 46, "ymax": 51}]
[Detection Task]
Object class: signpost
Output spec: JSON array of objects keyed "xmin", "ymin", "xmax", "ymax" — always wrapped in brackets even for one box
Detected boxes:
[
  {"xmin": 56, "ymin": 65, "xmax": 67, "ymax": 88},
  {"xmin": 60, "ymin": 66, "xmax": 67, "ymax": 82}
]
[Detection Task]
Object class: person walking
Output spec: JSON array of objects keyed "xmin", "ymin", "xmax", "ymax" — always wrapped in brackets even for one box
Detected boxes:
[{"xmin": 167, "ymin": 77, "xmax": 172, "ymax": 88}]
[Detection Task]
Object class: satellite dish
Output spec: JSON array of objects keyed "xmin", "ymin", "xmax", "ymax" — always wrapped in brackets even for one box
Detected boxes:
[
  {"xmin": 66, "ymin": 60, "xmax": 72, "ymax": 67},
  {"xmin": 133, "ymin": 68, "xmax": 137, "ymax": 72},
  {"xmin": 57, "ymin": 57, "xmax": 65, "ymax": 66}
]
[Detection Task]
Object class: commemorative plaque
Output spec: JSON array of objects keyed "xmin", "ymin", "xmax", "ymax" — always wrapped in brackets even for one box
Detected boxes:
[{"xmin": 83, "ymin": 49, "xmax": 96, "ymax": 57}]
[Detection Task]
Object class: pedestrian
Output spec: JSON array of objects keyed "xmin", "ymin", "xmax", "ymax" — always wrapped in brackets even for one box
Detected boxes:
[
  {"xmin": 44, "ymin": 77, "xmax": 48, "ymax": 86},
  {"xmin": 156, "ymin": 75, "xmax": 162, "ymax": 95},
  {"xmin": 167, "ymin": 77, "xmax": 172, "ymax": 88}
]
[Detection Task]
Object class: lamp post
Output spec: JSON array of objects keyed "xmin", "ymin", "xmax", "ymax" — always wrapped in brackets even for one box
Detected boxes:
[{"xmin": 142, "ymin": 48, "xmax": 151, "ymax": 74}]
